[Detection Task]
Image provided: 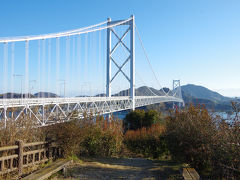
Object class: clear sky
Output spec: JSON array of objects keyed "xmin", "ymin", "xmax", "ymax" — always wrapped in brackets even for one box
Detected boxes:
[{"xmin": 0, "ymin": 0, "xmax": 240, "ymax": 97}]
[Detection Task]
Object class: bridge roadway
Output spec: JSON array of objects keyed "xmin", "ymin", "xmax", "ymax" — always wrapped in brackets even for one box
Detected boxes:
[{"xmin": 0, "ymin": 96, "xmax": 183, "ymax": 126}]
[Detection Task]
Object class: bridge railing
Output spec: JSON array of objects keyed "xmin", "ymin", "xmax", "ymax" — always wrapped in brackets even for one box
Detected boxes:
[
  {"xmin": 0, "ymin": 96, "xmax": 132, "ymax": 107},
  {"xmin": 0, "ymin": 140, "xmax": 62, "ymax": 177}
]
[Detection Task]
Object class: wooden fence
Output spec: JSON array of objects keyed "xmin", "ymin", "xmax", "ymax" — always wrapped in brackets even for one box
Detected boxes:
[{"xmin": 0, "ymin": 140, "xmax": 62, "ymax": 176}]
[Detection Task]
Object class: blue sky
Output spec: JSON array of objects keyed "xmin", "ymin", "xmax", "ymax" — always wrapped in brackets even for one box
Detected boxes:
[{"xmin": 0, "ymin": 0, "xmax": 240, "ymax": 97}]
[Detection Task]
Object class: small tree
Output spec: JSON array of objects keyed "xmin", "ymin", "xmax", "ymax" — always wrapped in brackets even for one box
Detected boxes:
[
  {"xmin": 124, "ymin": 109, "xmax": 161, "ymax": 130},
  {"xmin": 144, "ymin": 110, "xmax": 161, "ymax": 125}
]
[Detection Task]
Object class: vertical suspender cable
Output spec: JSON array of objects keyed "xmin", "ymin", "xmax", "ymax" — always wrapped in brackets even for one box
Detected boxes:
[
  {"xmin": 88, "ymin": 33, "xmax": 90, "ymax": 96},
  {"xmin": 11, "ymin": 42, "xmax": 15, "ymax": 99},
  {"xmin": 3, "ymin": 42, "xmax": 8, "ymax": 99},
  {"xmin": 77, "ymin": 35, "xmax": 81, "ymax": 95},
  {"xmin": 87, "ymin": 33, "xmax": 90, "ymax": 96},
  {"xmin": 42, "ymin": 39, "xmax": 45, "ymax": 123},
  {"xmin": 66, "ymin": 36, "xmax": 70, "ymax": 97},
  {"xmin": 38, "ymin": 40, "xmax": 41, "ymax": 98},
  {"xmin": 48, "ymin": 39, "xmax": 51, "ymax": 96},
  {"xmin": 90, "ymin": 32, "xmax": 94, "ymax": 96},
  {"xmin": 25, "ymin": 40, "xmax": 29, "ymax": 98},
  {"xmin": 42, "ymin": 39, "xmax": 46, "ymax": 96},
  {"xmin": 56, "ymin": 37, "xmax": 60, "ymax": 96},
  {"xmin": 89, "ymin": 33, "xmax": 92, "ymax": 96},
  {"xmin": 103, "ymin": 30, "xmax": 106, "ymax": 96},
  {"xmin": 72, "ymin": 36, "xmax": 76, "ymax": 96},
  {"xmin": 91, "ymin": 32, "xmax": 94, "ymax": 80},
  {"xmin": 98, "ymin": 30, "xmax": 101, "ymax": 96},
  {"xmin": 84, "ymin": 33, "xmax": 88, "ymax": 95}
]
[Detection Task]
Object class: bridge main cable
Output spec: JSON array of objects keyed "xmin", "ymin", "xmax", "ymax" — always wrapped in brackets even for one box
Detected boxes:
[
  {"xmin": 0, "ymin": 18, "xmax": 132, "ymax": 43},
  {"xmin": 135, "ymin": 25, "xmax": 170, "ymax": 96}
]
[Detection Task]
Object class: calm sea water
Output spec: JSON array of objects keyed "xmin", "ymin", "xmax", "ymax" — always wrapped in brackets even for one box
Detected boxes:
[
  {"xmin": 212, "ymin": 112, "xmax": 238, "ymax": 124},
  {"xmin": 112, "ymin": 110, "xmax": 129, "ymax": 119},
  {"xmin": 102, "ymin": 111, "xmax": 128, "ymax": 121}
]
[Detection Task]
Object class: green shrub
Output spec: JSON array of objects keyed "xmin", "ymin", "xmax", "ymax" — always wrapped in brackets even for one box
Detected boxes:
[
  {"xmin": 124, "ymin": 109, "xmax": 162, "ymax": 130},
  {"xmin": 80, "ymin": 125, "xmax": 122, "ymax": 157},
  {"xmin": 124, "ymin": 123, "xmax": 168, "ymax": 158}
]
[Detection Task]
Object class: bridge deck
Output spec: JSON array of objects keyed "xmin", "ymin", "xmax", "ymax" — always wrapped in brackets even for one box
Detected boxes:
[
  {"xmin": 0, "ymin": 96, "xmax": 183, "ymax": 108},
  {"xmin": 0, "ymin": 96, "xmax": 183, "ymax": 126}
]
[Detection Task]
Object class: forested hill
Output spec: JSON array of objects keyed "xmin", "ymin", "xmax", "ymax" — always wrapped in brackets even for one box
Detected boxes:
[
  {"xmin": 180, "ymin": 84, "xmax": 234, "ymax": 111},
  {"xmin": 133, "ymin": 84, "xmax": 236, "ymax": 111},
  {"xmin": 181, "ymin": 84, "xmax": 232, "ymax": 103}
]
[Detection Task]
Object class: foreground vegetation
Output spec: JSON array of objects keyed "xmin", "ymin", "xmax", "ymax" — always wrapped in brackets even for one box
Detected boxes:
[
  {"xmin": 166, "ymin": 104, "xmax": 240, "ymax": 179},
  {"xmin": 0, "ymin": 103, "xmax": 239, "ymax": 179}
]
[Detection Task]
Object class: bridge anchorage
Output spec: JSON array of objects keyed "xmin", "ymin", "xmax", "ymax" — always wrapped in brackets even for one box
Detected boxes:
[{"xmin": 0, "ymin": 15, "xmax": 184, "ymax": 127}]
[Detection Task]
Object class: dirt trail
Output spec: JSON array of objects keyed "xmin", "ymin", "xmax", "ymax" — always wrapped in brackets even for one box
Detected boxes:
[{"xmin": 54, "ymin": 157, "xmax": 183, "ymax": 180}]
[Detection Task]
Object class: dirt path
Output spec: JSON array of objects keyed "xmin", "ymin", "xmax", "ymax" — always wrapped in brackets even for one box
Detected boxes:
[{"xmin": 54, "ymin": 157, "xmax": 183, "ymax": 180}]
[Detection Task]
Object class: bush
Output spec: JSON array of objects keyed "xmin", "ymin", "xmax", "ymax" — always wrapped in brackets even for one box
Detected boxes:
[
  {"xmin": 0, "ymin": 111, "xmax": 44, "ymax": 146},
  {"xmin": 124, "ymin": 109, "xmax": 162, "ymax": 130},
  {"xmin": 80, "ymin": 116, "xmax": 123, "ymax": 157},
  {"xmin": 165, "ymin": 104, "xmax": 240, "ymax": 179},
  {"xmin": 44, "ymin": 119, "xmax": 84, "ymax": 157},
  {"xmin": 211, "ymin": 103, "xmax": 240, "ymax": 178},
  {"xmin": 124, "ymin": 123, "xmax": 168, "ymax": 158},
  {"xmin": 45, "ymin": 115, "xmax": 123, "ymax": 157}
]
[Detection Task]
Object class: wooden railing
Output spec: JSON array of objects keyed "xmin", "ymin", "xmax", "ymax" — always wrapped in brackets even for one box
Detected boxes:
[{"xmin": 0, "ymin": 140, "xmax": 62, "ymax": 176}]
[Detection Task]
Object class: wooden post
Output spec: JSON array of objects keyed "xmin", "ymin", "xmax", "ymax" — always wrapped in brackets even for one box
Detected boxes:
[
  {"xmin": 17, "ymin": 140, "xmax": 24, "ymax": 176},
  {"xmin": 48, "ymin": 143, "xmax": 52, "ymax": 160},
  {"xmin": 63, "ymin": 167, "xmax": 67, "ymax": 177},
  {"xmin": 38, "ymin": 151, "xmax": 41, "ymax": 161},
  {"xmin": 1, "ymin": 159, "xmax": 4, "ymax": 171},
  {"xmin": 46, "ymin": 138, "xmax": 52, "ymax": 160},
  {"xmin": 33, "ymin": 152, "xmax": 35, "ymax": 165},
  {"xmin": 10, "ymin": 158, "xmax": 13, "ymax": 170}
]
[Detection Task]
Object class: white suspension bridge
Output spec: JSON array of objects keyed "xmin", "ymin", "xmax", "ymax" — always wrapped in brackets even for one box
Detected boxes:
[{"xmin": 0, "ymin": 15, "xmax": 184, "ymax": 127}]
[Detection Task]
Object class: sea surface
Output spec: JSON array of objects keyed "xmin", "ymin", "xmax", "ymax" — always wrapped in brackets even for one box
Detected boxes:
[
  {"xmin": 212, "ymin": 111, "xmax": 238, "ymax": 124},
  {"xmin": 112, "ymin": 110, "xmax": 129, "ymax": 119}
]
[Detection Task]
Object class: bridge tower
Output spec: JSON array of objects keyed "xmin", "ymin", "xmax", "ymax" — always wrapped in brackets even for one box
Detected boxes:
[
  {"xmin": 106, "ymin": 15, "xmax": 135, "ymax": 110},
  {"xmin": 172, "ymin": 80, "xmax": 184, "ymax": 109}
]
